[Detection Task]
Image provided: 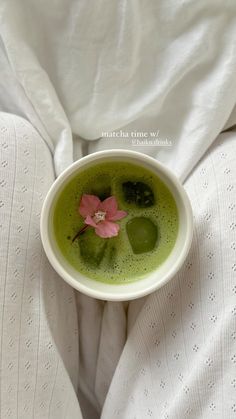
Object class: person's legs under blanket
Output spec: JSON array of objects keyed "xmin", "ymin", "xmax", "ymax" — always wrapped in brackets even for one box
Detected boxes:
[
  {"xmin": 77, "ymin": 294, "xmax": 127, "ymax": 417},
  {"xmin": 0, "ymin": 113, "xmax": 82, "ymax": 419},
  {"xmin": 100, "ymin": 131, "xmax": 236, "ymax": 419}
]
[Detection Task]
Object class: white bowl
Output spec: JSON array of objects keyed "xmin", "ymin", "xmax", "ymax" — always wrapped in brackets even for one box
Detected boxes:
[{"xmin": 40, "ymin": 150, "xmax": 193, "ymax": 301}]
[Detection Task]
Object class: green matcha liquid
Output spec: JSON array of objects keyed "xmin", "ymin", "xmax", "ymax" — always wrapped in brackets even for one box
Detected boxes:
[{"xmin": 53, "ymin": 161, "xmax": 178, "ymax": 284}]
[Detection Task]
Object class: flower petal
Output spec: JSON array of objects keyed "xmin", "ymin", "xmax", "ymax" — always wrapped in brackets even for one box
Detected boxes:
[
  {"xmin": 109, "ymin": 210, "xmax": 127, "ymax": 221},
  {"xmin": 79, "ymin": 194, "xmax": 100, "ymax": 218},
  {"xmin": 95, "ymin": 221, "xmax": 120, "ymax": 238},
  {"xmin": 100, "ymin": 196, "xmax": 118, "ymax": 218},
  {"xmin": 84, "ymin": 215, "xmax": 97, "ymax": 227}
]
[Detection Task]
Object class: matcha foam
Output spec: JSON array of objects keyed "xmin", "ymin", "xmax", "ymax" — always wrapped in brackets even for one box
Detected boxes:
[{"xmin": 53, "ymin": 161, "xmax": 179, "ymax": 284}]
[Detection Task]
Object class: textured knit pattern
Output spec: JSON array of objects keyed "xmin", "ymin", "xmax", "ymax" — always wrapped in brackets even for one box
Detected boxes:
[
  {"xmin": 0, "ymin": 114, "xmax": 82, "ymax": 419},
  {"xmin": 100, "ymin": 132, "xmax": 236, "ymax": 419}
]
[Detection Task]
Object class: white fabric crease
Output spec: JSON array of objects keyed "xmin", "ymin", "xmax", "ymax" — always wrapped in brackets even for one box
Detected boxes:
[{"xmin": 0, "ymin": 0, "xmax": 236, "ymax": 178}]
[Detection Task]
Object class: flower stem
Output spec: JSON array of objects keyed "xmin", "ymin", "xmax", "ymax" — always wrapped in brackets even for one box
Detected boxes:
[{"xmin": 72, "ymin": 224, "xmax": 89, "ymax": 242}]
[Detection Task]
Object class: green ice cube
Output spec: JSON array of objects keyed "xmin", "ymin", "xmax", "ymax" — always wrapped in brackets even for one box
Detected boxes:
[
  {"xmin": 90, "ymin": 175, "xmax": 111, "ymax": 201},
  {"xmin": 78, "ymin": 228, "xmax": 107, "ymax": 267},
  {"xmin": 122, "ymin": 181, "xmax": 155, "ymax": 207},
  {"xmin": 126, "ymin": 217, "xmax": 158, "ymax": 254},
  {"xmin": 106, "ymin": 242, "xmax": 117, "ymax": 268}
]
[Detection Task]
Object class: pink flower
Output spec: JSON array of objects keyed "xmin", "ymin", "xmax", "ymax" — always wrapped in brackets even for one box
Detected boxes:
[{"xmin": 79, "ymin": 194, "xmax": 127, "ymax": 238}]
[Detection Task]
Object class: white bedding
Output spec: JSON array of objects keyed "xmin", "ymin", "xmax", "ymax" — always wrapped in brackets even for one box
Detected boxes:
[
  {"xmin": 1, "ymin": 0, "xmax": 236, "ymax": 179},
  {"xmin": 1, "ymin": 2, "xmax": 236, "ymax": 419}
]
